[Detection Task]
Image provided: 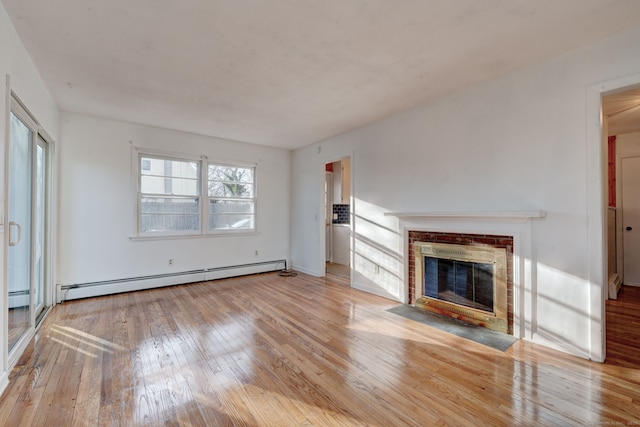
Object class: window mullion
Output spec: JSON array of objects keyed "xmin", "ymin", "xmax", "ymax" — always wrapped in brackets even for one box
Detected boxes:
[{"xmin": 201, "ymin": 159, "xmax": 208, "ymax": 234}]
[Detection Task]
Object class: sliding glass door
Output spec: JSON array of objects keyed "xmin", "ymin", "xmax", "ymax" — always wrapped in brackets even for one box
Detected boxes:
[
  {"xmin": 8, "ymin": 110, "xmax": 33, "ymax": 352},
  {"xmin": 8, "ymin": 99, "xmax": 51, "ymax": 354}
]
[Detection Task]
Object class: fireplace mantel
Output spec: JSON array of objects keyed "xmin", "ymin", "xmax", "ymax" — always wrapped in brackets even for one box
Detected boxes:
[
  {"xmin": 384, "ymin": 211, "xmax": 546, "ymax": 223},
  {"xmin": 389, "ymin": 210, "xmax": 544, "ymax": 339}
]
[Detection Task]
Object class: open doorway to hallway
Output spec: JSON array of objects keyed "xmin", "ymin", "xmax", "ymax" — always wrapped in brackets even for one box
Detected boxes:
[
  {"xmin": 325, "ymin": 157, "xmax": 351, "ymax": 279},
  {"xmin": 603, "ymin": 86, "xmax": 640, "ymax": 365}
]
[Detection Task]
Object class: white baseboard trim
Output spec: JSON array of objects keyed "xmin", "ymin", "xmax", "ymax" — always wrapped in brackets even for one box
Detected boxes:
[
  {"xmin": 58, "ymin": 260, "xmax": 287, "ymax": 302},
  {"xmin": 291, "ymin": 264, "xmax": 323, "ymax": 277}
]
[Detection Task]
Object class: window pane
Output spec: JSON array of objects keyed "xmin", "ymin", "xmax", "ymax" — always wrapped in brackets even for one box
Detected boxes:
[
  {"xmin": 141, "ymin": 175, "xmax": 199, "ymax": 196},
  {"xmin": 209, "ymin": 200, "xmax": 254, "ymax": 230},
  {"xmin": 208, "ymin": 165, "xmax": 254, "ymax": 198},
  {"xmin": 140, "ymin": 157, "xmax": 199, "ymax": 196},
  {"xmin": 140, "ymin": 197, "xmax": 199, "ymax": 232}
]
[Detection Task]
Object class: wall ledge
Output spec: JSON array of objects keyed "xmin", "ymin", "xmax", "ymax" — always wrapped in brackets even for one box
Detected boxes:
[{"xmin": 384, "ymin": 211, "xmax": 546, "ymax": 223}]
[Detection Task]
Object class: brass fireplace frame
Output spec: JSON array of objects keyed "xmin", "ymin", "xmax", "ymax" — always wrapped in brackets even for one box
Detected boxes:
[{"xmin": 413, "ymin": 241, "xmax": 508, "ymax": 333}]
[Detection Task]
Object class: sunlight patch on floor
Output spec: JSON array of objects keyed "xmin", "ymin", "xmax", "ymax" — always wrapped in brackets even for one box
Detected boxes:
[{"xmin": 48, "ymin": 324, "xmax": 126, "ymax": 356}]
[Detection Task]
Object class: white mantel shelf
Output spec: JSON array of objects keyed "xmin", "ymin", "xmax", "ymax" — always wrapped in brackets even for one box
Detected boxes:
[{"xmin": 384, "ymin": 211, "xmax": 546, "ymax": 222}]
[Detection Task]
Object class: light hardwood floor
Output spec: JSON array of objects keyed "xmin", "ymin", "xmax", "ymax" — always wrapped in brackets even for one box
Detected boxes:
[{"xmin": 1, "ymin": 272, "xmax": 639, "ymax": 426}]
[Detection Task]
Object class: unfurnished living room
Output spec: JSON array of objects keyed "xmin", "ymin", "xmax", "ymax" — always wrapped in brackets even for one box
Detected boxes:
[{"xmin": 3, "ymin": 1, "xmax": 640, "ymax": 425}]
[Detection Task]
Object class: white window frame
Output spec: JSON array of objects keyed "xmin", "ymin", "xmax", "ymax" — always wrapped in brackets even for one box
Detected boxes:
[
  {"xmin": 207, "ymin": 162, "xmax": 257, "ymax": 233},
  {"xmin": 131, "ymin": 147, "xmax": 257, "ymax": 239}
]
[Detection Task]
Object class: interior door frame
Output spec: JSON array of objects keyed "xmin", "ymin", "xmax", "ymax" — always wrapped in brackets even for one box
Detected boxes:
[
  {"xmin": 325, "ymin": 171, "xmax": 333, "ymax": 264},
  {"xmin": 587, "ymin": 72, "xmax": 640, "ymax": 363},
  {"xmin": 319, "ymin": 154, "xmax": 353, "ymax": 277}
]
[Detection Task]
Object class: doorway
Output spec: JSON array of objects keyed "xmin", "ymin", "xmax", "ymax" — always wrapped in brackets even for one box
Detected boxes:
[
  {"xmin": 7, "ymin": 95, "xmax": 53, "ymax": 360},
  {"xmin": 602, "ymin": 84, "xmax": 640, "ymax": 363},
  {"xmin": 325, "ymin": 157, "xmax": 351, "ymax": 279}
]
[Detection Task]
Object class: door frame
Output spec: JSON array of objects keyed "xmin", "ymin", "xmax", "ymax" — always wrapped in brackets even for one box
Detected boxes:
[
  {"xmin": 325, "ymin": 171, "xmax": 333, "ymax": 264},
  {"xmin": 320, "ymin": 154, "xmax": 353, "ymax": 277},
  {"xmin": 34, "ymin": 129, "xmax": 54, "ymax": 325},
  {"xmin": 587, "ymin": 72, "xmax": 640, "ymax": 363}
]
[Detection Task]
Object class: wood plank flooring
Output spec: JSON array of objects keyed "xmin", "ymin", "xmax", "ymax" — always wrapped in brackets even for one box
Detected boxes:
[
  {"xmin": 1, "ymin": 272, "xmax": 640, "ymax": 426},
  {"xmin": 606, "ymin": 285, "xmax": 640, "ymax": 367}
]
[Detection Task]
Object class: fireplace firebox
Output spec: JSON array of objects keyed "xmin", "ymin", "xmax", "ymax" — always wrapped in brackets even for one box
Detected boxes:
[{"xmin": 414, "ymin": 241, "xmax": 508, "ymax": 333}]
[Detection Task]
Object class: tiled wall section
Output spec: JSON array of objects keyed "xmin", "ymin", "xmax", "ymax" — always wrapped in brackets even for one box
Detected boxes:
[
  {"xmin": 408, "ymin": 231, "xmax": 514, "ymax": 335},
  {"xmin": 332, "ymin": 204, "xmax": 350, "ymax": 224}
]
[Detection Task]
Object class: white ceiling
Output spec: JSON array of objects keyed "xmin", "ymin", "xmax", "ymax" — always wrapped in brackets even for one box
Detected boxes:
[
  {"xmin": 603, "ymin": 88, "xmax": 640, "ymax": 136},
  {"xmin": 4, "ymin": 0, "xmax": 640, "ymax": 150}
]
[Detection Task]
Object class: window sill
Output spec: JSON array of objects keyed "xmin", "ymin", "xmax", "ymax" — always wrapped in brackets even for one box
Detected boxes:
[{"xmin": 129, "ymin": 230, "xmax": 260, "ymax": 241}]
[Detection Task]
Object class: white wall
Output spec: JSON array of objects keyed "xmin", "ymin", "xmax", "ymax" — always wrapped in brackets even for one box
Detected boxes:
[
  {"xmin": 58, "ymin": 113, "xmax": 290, "ymax": 287},
  {"xmin": 0, "ymin": 2, "xmax": 59, "ymax": 394},
  {"xmin": 617, "ymin": 131, "xmax": 640, "ymax": 156},
  {"xmin": 291, "ymin": 28, "xmax": 640, "ymax": 360}
]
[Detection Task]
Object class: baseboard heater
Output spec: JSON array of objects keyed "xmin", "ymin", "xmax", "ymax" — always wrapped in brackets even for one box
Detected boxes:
[
  {"xmin": 608, "ymin": 273, "xmax": 622, "ymax": 300},
  {"xmin": 58, "ymin": 259, "xmax": 287, "ymax": 302}
]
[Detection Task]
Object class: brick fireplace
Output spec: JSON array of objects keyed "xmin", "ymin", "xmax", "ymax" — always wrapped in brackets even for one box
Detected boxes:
[{"xmin": 408, "ymin": 230, "xmax": 514, "ymax": 334}]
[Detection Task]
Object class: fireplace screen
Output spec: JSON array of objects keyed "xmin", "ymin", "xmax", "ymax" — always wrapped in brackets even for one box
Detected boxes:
[
  {"xmin": 424, "ymin": 257, "xmax": 494, "ymax": 313},
  {"xmin": 413, "ymin": 241, "xmax": 508, "ymax": 333}
]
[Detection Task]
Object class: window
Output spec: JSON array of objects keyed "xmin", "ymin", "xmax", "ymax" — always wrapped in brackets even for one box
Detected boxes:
[
  {"xmin": 208, "ymin": 164, "xmax": 255, "ymax": 231},
  {"xmin": 136, "ymin": 151, "xmax": 256, "ymax": 236},
  {"xmin": 139, "ymin": 155, "xmax": 200, "ymax": 234}
]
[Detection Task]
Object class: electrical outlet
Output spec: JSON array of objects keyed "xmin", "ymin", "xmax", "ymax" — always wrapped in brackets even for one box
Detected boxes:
[
  {"xmin": 168, "ymin": 259, "xmax": 174, "ymax": 266},
  {"xmin": 255, "ymin": 250, "xmax": 259, "ymax": 256}
]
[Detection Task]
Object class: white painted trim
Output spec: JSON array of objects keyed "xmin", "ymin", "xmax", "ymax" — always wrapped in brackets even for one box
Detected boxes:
[
  {"xmin": 39, "ymin": 132, "xmax": 56, "ymax": 320},
  {"xmin": 348, "ymin": 154, "xmax": 355, "ymax": 288},
  {"xmin": 385, "ymin": 211, "xmax": 546, "ymax": 222},
  {"xmin": 2, "ymin": 74, "xmax": 10, "ymax": 376},
  {"xmin": 291, "ymin": 264, "xmax": 324, "ymax": 277},
  {"xmin": 586, "ymin": 72, "xmax": 640, "ymax": 363}
]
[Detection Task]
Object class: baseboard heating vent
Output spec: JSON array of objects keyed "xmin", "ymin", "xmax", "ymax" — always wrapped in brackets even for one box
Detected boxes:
[
  {"xmin": 58, "ymin": 259, "xmax": 287, "ymax": 302},
  {"xmin": 608, "ymin": 273, "xmax": 622, "ymax": 300}
]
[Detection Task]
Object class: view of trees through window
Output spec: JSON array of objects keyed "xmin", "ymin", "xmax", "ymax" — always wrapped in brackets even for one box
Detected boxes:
[{"xmin": 208, "ymin": 165, "xmax": 254, "ymax": 231}]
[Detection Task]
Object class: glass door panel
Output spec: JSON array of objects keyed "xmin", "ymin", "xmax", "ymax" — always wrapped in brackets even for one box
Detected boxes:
[{"xmin": 8, "ymin": 112, "xmax": 33, "ymax": 352}]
